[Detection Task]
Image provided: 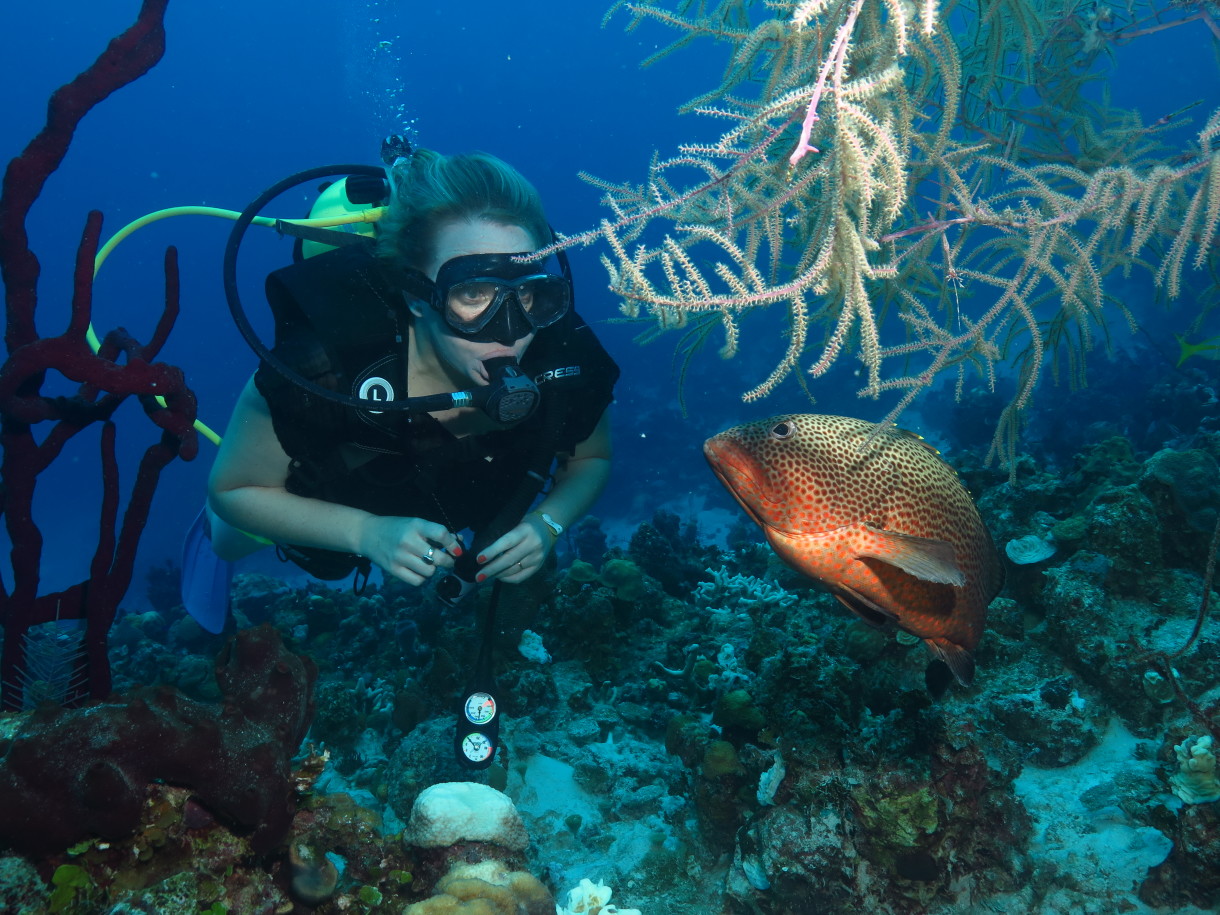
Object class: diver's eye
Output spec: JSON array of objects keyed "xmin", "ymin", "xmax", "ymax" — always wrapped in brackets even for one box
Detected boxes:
[
  {"xmin": 770, "ymin": 421, "xmax": 795, "ymax": 440},
  {"xmin": 448, "ymin": 281, "xmax": 497, "ymax": 313}
]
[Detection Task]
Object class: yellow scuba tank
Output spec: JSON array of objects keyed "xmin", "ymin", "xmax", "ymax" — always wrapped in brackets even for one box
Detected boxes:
[{"xmin": 300, "ymin": 177, "xmax": 380, "ymax": 259}]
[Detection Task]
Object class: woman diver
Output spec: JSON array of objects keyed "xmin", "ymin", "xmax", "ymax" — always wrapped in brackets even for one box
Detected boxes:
[{"xmin": 205, "ymin": 146, "xmax": 618, "ymax": 595}]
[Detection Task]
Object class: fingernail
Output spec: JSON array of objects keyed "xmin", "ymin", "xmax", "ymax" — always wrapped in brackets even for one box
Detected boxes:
[
  {"xmin": 477, "ymin": 554, "xmax": 486, "ymax": 564},
  {"xmin": 476, "ymin": 573, "xmax": 486, "ymax": 583},
  {"xmin": 453, "ymin": 545, "xmax": 463, "ymax": 556}
]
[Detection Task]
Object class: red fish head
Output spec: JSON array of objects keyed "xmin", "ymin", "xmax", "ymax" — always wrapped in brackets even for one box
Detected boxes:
[
  {"xmin": 704, "ymin": 415, "xmax": 889, "ymax": 536},
  {"xmin": 703, "ymin": 427, "xmax": 780, "ymax": 531}
]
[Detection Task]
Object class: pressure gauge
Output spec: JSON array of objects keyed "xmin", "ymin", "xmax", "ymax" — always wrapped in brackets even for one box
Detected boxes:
[
  {"xmin": 463, "ymin": 691, "xmax": 497, "ymax": 725},
  {"xmin": 461, "ymin": 731, "xmax": 495, "ymax": 764}
]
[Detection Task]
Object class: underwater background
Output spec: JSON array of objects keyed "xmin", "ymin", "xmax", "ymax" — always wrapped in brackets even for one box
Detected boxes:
[{"xmin": 1, "ymin": 1, "xmax": 1220, "ymax": 913}]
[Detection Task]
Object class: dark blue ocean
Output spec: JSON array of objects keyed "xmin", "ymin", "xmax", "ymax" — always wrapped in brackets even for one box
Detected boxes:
[
  {"xmin": 1, "ymin": 1, "xmax": 1215, "ymax": 600},
  {"xmin": 0, "ymin": 0, "xmax": 722, "ymax": 597},
  {"xmin": 3, "ymin": 4, "xmax": 1220, "ymax": 912}
]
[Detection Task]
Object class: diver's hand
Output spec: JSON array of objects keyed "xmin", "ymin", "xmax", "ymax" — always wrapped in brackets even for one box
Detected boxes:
[
  {"xmin": 357, "ymin": 516, "xmax": 462, "ymax": 586},
  {"xmin": 475, "ymin": 514, "xmax": 555, "ymax": 584}
]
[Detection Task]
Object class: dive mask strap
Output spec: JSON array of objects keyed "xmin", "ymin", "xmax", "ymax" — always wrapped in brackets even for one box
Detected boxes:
[{"xmin": 393, "ymin": 266, "xmax": 436, "ymax": 310}]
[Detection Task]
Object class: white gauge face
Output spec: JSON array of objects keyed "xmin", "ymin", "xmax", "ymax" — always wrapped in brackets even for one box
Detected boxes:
[
  {"xmin": 461, "ymin": 732, "xmax": 494, "ymax": 763},
  {"xmin": 464, "ymin": 691, "xmax": 497, "ymax": 725}
]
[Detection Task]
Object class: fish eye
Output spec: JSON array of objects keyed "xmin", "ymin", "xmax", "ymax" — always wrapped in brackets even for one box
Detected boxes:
[{"xmin": 770, "ymin": 421, "xmax": 795, "ymax": 440}]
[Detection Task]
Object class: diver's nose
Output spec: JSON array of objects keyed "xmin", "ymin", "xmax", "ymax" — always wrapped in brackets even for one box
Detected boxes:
[{"xmin": 492, "ymin": 291, "xmax": 531, "ymax": 345}]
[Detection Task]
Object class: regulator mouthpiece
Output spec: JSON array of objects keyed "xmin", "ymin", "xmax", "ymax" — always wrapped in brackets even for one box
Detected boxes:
[{"xmin": 479, "ymin": 356, "xmax": 538, "ymax": 424}]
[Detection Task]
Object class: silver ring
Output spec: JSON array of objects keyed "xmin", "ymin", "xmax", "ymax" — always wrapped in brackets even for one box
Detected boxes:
[
  {"xmin": 516, "ymin": 561, "xmax": 524, "ymax": 570},
  {"xmin": 422, "ymin": 547, "xmax": 435, "ymax": 565}
]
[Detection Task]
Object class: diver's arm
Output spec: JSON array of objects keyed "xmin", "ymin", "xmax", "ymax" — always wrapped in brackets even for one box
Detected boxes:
[
  {"xmin": 475, "ymin": 407, "xmax": 613, "ymax": 582},
  {"xmin": 207, "ymin": 377, "xmax": 460, "ymax": 583},
  {"xmin": 207, "ymin": 376, "xmax": 367, "ymax": 558},
  {"xmin": 205, "ymin": 378, "xmax": 288, "ymax": 560},
  {"xmin": 533, "ymin": 406, "xmax": 613, "ymax": 531}
]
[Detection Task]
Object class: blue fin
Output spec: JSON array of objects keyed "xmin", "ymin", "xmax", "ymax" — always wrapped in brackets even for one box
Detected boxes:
[{"xmin": 180, "ymin": 508, "xmax": 234, "ymax": 634}]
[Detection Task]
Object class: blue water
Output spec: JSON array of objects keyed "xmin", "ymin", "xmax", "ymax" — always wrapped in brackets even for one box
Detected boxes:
[
  {"xmin": 5, "ymin": 4, "xmax": 1220, "ymax": 913},
  {"xmin": 0, "ymin": 2, "xmax": 1216, "ymax": 596},
  {"xmin": 0, "ymin": 1, "xmax": 722, "ymax": 597}
]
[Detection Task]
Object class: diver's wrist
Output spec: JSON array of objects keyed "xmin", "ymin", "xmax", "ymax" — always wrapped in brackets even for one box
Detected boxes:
[{"xmin": 527, "ymin": 510, "xmax": 563, "ymax": 541}]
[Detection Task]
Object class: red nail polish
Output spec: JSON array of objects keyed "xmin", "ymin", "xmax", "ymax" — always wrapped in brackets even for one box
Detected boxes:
[
  {"xmin": 476, "ymin": 573, "xmax": 486, "ymax": 583},
  {"xmin": 477, "ymin": 554, "xmax": 486, "ymax": 564},
  {"xmin": 453, "ymin": 545, "xmax": 463, "ymax": 556}
]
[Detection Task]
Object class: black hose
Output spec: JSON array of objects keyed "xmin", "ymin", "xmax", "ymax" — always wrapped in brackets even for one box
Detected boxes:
[{"xmin": 222, "ymin": 163, "xmax": 453, "ymax": 413}]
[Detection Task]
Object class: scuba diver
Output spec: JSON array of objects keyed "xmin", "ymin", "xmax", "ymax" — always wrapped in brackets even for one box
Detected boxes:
[{"xmin": 199, "ymin": 142, "xmax": 618, "ymax": 612}]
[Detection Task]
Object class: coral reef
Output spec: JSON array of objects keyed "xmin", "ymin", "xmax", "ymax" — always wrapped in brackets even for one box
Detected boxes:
[
  {"xmin": 0, "ymin": 625, "xmax": 315, "ymax": 856},
  {"xmin": 7, "ymin": 368, "xmax": 1220, "ymax": 915},
  {"xmin": 7, "ymin": 414, "xmax": 1211, "ymax": 914},
  {"xmin": 1171, "ymin": 736, "xmax": 1220, "ymax": 805},
  {"xmin": 401, "ymin": 782, "xmax": 553, "ymax": 915},
  {"xmin": 5, "ymin": 415, "xmax": 1216, "ymax": 913}
]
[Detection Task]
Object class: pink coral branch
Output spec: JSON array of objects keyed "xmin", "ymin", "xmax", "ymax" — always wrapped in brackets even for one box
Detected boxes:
[{"xmin": 789, "ymin": 0, "xmax": 868, "ymax": 168}]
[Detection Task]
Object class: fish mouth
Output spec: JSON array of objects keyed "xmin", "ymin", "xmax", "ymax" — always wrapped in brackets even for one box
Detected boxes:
[
  {"xmin": 704, "ymin": 435, "xmax": 783, "ymax": 528},
  {"xmin": 706, "ymin": 454, "xmax": 768, "ymax": 529}
]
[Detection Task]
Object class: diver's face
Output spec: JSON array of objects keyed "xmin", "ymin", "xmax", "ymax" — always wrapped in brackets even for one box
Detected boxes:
[{"xmin": 411, "ymin": 219, "xmax": 539, "ymax": 386}]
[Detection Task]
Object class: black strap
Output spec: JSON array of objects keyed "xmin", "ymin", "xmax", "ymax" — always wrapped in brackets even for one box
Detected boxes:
[
  {"xmin": 448, "ymin": 390, "xmax": 571, "ymax": 770},
  {"xmin": 275, "ymin": 543, "xmax": 373, "ymax": 586},
  {"xmin": 456, "ymin": 389, "xmax": 568, "ymax": 580},
  {"xmin": 273, "ymin": 220, "xmax": 377, "ymax": 250}
]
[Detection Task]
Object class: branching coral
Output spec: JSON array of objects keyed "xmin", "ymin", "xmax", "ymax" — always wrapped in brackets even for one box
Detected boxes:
[
  {"xmin": 0, "ymin": 0, "xmax": 196, "ymax": 710},
  {"xmin": 1170, "ymin": 734, "xmax": 1220, "ymax": 803},
  {"xmin": 693, "ymin": 566, "xmax": 797, "ymax": 616},
  {"xmin": 577, "ymin": 0, "xmax": 1220, "ymax": 472}
]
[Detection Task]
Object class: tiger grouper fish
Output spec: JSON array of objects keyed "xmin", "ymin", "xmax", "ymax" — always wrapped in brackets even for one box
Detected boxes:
[{"xmin": 704, "ymin": 414, "xmax": 1003, "ymax": 686}]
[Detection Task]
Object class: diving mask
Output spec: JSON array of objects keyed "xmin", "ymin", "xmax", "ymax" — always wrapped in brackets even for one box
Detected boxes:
[{"xmin": 401, "ymin": 252, "xmax": 572, "ymax": 344}]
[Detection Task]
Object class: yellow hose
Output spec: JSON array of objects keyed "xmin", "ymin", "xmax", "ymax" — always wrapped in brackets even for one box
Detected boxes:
[{"xmin": 88, "ymin": 205, "xmax": 386, "ymax": 448}]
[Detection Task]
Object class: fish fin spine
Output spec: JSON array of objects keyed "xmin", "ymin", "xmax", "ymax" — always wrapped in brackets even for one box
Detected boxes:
[{"xmin": 927, "ymin": 638, "xmax": 975, "ymax": 687}]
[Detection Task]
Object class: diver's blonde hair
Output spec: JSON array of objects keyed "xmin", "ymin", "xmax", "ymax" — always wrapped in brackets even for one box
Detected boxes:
[{"xmin": 377, "ymin": 148, "xmax": 550, "ymax": 273}]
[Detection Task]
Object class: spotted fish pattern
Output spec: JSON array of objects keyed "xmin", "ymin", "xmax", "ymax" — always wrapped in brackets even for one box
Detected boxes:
[{"xmin": 704, "ymin": 414, "xmax": 1003, "ymax": 685}]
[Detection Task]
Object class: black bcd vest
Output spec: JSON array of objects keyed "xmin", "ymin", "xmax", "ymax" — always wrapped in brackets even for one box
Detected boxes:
[{"xmin": 253, "ymin": 246, "xmax": 619, "ymax": 578}]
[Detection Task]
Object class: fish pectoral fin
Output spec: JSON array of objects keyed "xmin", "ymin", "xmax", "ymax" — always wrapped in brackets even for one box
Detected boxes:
[
  {"xmin": 834, "ymin": 584, "xmax": 900, "ymax": 627},
  {"xmin": 856, "ymin": 523, "xmax": 966, "ymax": 586}
]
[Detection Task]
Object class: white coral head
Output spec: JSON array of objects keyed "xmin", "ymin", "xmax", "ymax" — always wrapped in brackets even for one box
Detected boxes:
[{"xmin": 403, "ymin": 782, "xmax": 529, "ymax": 850}]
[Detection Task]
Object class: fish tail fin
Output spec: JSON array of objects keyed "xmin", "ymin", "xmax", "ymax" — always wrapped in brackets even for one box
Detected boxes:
[
  {"xmin": 1176, "ymin": 334, "xmax": 1220, "ymax": 368},
  {"xmin": 926, "ymin": 638, "xmax": 975, "ymax": 687},
  {"xmin": 1176, "ymin": 334, "xmax": 1195, "ymax": 368}
]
